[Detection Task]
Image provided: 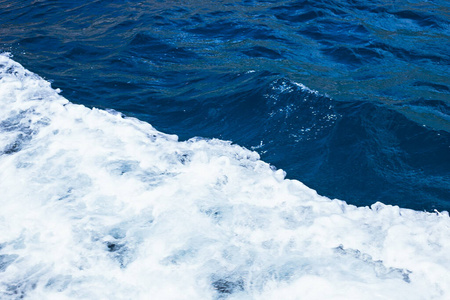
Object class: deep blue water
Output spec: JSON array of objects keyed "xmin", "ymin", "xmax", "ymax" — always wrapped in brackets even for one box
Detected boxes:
[{"xmin": 1, "ymin": 0, "xmax": 449, "ymax": 211}]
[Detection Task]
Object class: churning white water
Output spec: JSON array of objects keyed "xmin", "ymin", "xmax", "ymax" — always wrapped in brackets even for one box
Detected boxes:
[{"xmin": 0, "ymin": 53, "xmax": 449, "ymax": 299}]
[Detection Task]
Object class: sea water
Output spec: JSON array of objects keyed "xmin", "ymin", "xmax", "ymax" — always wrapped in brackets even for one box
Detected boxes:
[
  {"xmin": 1, "ymin": 0, "xmax": 450, "ymax": 298},
  {"xmin": 1, "ymin": 0, "xmax": 449, "ymax": 211},
  {"xmin": 0, "ymin": 53, "xmax": 450, "ymax": 299}
]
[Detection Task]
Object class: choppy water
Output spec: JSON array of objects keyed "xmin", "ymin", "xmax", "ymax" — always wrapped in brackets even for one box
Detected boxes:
[
  {"xmin": 1, "ymin": 53, "xmax": 450, "ymax": 300},
  {"xmin": 1, "ymin": 0, "xmax": 449, "ymax": 210},
  {"xmin": 1, "ymin": 0, "xmax": 450, "ymax": 298}
]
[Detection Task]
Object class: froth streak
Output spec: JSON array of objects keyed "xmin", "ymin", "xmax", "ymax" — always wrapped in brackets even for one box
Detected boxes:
[{"xmin": 0, "ymin": 53, "xmax": 449, "ymax": 299}]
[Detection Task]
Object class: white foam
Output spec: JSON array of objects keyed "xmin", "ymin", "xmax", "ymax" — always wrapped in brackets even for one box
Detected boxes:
[{"xmin": 1, "ymin": 53, "xmax": 449, "ymax": 299}]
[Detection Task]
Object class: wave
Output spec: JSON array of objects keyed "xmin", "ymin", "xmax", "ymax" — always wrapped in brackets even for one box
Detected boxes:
[{"xmin": 0, "ymin": 53, "xmax": 449, "ymax": 299}]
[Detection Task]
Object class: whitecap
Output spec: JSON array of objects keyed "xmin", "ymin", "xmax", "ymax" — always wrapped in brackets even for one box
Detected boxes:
[{"xmin": 0, "ymin": 53, "xmax": 449, "ymax": 299}]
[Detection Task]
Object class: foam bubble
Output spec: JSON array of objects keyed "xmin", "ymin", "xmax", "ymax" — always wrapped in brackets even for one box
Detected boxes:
[{"xmin": 1, "ymin": 53, "xmax": 449, "ymax": 299}]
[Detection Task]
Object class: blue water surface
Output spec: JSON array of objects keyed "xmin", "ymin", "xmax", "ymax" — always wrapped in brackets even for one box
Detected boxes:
[{"xmin": 1, "ymin": 0, "xmax": 449, "ymax": 211}]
